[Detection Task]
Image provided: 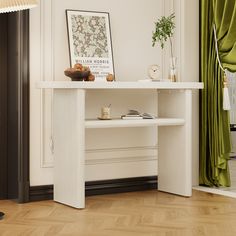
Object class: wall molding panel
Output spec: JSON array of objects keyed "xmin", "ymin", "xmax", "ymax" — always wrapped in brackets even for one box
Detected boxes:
[
  {"xmin": 39, "ymin": 0, "xmax": 55, "ymax": 168},
  {"xmin": 36, "ymin": 0, "xmax": 166, "ymax": 170},
  {"xmin": 43, "ymin": 145, "xmax": 158, "ymax": 167}
]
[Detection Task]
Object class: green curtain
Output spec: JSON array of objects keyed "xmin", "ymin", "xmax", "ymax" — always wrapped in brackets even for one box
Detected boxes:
[{"xmin": 200, "ymin": 0, "xmax": 236, "ymax": 187}]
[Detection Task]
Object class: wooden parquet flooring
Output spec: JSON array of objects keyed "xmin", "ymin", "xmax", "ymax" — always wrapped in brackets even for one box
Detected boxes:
[{"xmin": 1, "ymin": 190, "xmax": 236, "ymax": 236}]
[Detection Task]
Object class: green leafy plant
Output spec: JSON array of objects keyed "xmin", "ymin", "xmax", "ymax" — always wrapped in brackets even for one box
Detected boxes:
[{"xmin": 152, "ymin": 13, "xmax": 175, "ymax": 60}]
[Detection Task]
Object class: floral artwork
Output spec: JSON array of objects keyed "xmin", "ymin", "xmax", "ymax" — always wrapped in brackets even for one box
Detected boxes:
[
  {"xmin": 71, "ymin": 15, "xmax": 108, "ymax": 58},
  {"xmin": 66, "ymin": 10, "xmax": 115, "ymax": 81}
]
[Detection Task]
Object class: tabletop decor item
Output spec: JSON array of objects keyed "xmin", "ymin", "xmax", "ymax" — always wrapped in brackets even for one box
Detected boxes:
[
  {"xmin": 148, "ymin": 64, "xmax": 160, "ymax": 81},
  {"xmin": 121, "ymin": 110, "xmax": 156, "ymax": 120},
  {"xmin": 66, "ymin": 10, "xmax": 115, "ymax": 81},
  {"xmin": 64, "ymin": 63, "xmax": 95, "ymax": 81},
  {"xmin": 152, "ymin": 13, "xmax": 177, "ymax": 82},
  {"xmin": 98, "ymin": 104, "xmax": 111, "ymax": 120},
  {"xmin": 106, "ymin": 73, "xmax": 115, "ymax": 82}
]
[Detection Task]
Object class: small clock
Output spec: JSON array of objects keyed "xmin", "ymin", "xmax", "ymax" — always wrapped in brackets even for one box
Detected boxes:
[{"xmin": 148, "ymin": 64, "xmax": 160, "ymax": 81}]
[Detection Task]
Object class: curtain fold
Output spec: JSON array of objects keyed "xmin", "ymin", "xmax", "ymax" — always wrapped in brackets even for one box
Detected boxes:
[{"xmin": 200, "ymin": 0, "xmax": 236, "ymax": 187}]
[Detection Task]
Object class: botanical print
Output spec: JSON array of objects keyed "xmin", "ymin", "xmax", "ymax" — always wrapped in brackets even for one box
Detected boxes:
[
  {"xmin": 66, "ymin": 10, "xmax": 114, "ymax": 81},
  {"xmin": 71, "ymin": 15, "xmax": 109, "ymax": 58}
]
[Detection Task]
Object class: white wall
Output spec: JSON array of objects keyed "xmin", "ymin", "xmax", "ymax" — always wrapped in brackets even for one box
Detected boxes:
[
  {"xmin": 30, "ymin": 0, "xmax": 199, "ymax": 186},
  {"xmin": 178, "ymin": 0, "xmax": 200, "ymax": 185}
]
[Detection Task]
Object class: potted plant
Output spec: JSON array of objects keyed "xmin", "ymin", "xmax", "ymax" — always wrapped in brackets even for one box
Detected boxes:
[{"xmin": 152, "ymin": 13, "xmax": 177, "ymax": 82}]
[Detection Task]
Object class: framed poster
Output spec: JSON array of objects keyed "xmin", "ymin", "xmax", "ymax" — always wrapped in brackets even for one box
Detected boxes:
[{"xmin": 66, "ymin": 10, "xmax": 115, "ymax": 81}]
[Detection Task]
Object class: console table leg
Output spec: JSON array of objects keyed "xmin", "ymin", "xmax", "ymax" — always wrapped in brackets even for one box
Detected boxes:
[
  {"xmin": 158, "ymin": 90, "xmax": 192, "ymax": 197},
  {"xmin": 53, "ymin": 89, "xmax": 85, "ymax": 208}
]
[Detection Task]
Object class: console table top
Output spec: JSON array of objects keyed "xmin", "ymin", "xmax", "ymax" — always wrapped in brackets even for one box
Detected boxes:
[{"xmin": 36, "ymin": 81, "xmax": 204, "ymax": 90}]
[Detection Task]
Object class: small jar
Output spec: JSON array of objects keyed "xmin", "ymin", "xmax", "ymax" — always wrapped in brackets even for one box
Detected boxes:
[{"xmin": 101, "ymin": 107, "xmax": 111, "ymax": 119}]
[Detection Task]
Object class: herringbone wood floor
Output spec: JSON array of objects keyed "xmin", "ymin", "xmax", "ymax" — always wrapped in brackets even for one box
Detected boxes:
[{"xmin": 1, "ymin": 190, "xmax": 236, "ymax": 236}]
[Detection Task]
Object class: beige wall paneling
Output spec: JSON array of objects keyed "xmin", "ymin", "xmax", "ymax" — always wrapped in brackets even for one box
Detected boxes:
[
  {"xmin": 30, "ymin": 0, "xmax": 166, "ymax": 186},
  {"xmin": 30, "ymin": 0, "xmax": 199, "ymax": 186},
  {"xmin": 175, "ymin": 0, "xmax": 199, "ymax": 185}
]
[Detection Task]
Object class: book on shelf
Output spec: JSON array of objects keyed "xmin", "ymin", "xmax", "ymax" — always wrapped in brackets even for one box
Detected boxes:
[
  {"xmin": 126, "ymin": 110, "xmax": 141, "ymax": 116},
  {"xmin": 121, "ymin": 110, "xmax": 156, "ymax": 120},
  {"xmin": 124, "ymin": 114, "xmax": 142, "ymax": 117},
  {"xmin": 142, "ymin": 113, "xmax": 156, "ymax": 119},
  {"xmin": 121, "ymin": 115, "xmax": 143, "ymax": 120}
]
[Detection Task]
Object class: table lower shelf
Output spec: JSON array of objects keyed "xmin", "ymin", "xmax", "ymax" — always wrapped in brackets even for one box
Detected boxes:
[{"xmin": 85, "ymin": 118, "xmax": 185, "ymax": 129}]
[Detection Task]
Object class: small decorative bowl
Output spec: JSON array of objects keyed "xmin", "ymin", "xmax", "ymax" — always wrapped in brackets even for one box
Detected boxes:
[{"xmin": 64, "ymin": 69, "xmax": 90, "ymax": 81}]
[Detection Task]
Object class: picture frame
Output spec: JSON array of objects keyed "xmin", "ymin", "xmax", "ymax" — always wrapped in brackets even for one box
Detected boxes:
[{"xmin": 66, "ymin": 10, "xmax": 115, "ymax": 81}]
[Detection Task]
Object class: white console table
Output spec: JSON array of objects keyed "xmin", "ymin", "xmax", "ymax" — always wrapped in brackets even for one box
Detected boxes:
[{"xmin": 37, "ymin": 81, "xmax": 203, "ymax": 208}]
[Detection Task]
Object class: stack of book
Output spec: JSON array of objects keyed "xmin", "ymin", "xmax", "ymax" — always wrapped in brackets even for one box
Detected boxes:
[{"xmin": 121, "ymin": 110, "xmax": 155, "ymax": 120}]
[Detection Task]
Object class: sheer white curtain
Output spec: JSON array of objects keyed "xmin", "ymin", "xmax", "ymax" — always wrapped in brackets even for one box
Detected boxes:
[{"xmin": 227, "ymin": 71, "xmax": 236, "ymax": 125}]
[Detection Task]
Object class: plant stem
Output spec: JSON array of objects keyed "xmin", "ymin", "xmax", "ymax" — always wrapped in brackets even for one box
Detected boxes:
[
  {"xmin": 169, "ymin": 37, "xmax": 174, "ymax": 69},
  {"xmin": 169, "ymin": 37, "xmax": 177, "ymax": 82}
]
